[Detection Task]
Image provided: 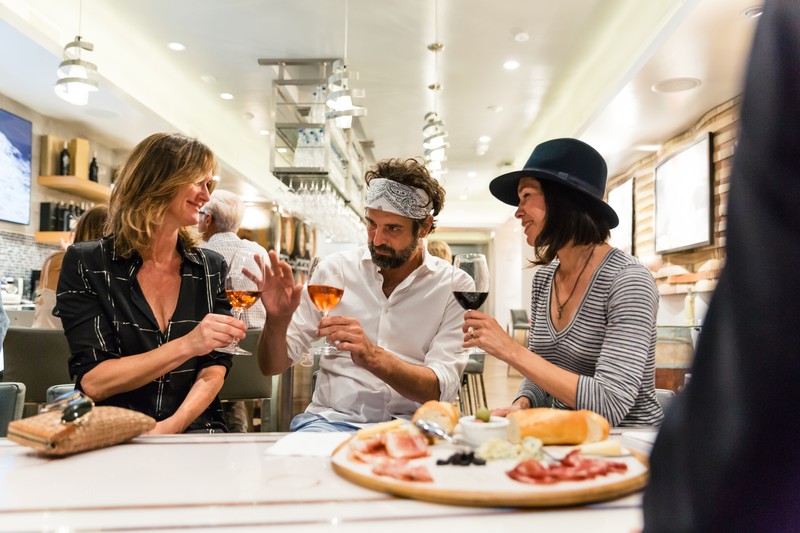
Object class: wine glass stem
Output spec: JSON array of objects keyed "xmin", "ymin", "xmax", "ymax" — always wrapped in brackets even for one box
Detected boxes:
[{"xmin": 231, "ymin": 308, "xmax": 244, "ymax": 348}]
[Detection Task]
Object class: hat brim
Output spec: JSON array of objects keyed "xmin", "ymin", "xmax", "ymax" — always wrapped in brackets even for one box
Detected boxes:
[{"xmin": 489, "ymin": 168, "xmax": 619, "ymax": 229}]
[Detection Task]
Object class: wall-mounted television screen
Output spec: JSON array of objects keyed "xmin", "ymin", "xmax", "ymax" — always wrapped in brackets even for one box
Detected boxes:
[
  {"xmin": 0, "ymin": 108, "xmax": 32, "ymax": 225},
  {"xmin": 655, "ymin": 133, "xmax": 712, "ymax": 254}
]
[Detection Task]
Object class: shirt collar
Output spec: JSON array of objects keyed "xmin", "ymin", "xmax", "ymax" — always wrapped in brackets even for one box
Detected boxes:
[{"xmin": 108, "ymin": 234, "xmax": 202, "ymax": 265}]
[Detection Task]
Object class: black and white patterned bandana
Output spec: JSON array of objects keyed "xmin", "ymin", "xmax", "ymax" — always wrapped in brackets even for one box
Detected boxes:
[{"xmin": 365, "ymin": 178, "xmax": 432, "ymax": 219}]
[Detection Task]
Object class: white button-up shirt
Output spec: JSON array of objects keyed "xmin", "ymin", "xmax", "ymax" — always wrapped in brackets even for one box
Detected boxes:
[{"xmin": 287, "ymin": 246, "xmax": 470, "ymax": 424}]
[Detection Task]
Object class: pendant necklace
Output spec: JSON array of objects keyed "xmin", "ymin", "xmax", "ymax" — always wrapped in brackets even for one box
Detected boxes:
[{"xmin": 553, "ymin": 246, "xmax": 596, "ymax": 319}]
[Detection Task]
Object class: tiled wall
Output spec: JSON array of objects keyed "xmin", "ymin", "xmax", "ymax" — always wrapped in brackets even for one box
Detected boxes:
[{"xmin": 0, "ymin": 230, "xmax": 59, "ymax": 297}]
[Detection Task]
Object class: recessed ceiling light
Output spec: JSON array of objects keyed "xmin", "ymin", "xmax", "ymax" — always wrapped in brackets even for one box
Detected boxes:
[
  {"xmin": 512, "ymin": 30, "xmax": 529, "ymax": 42},
  {"xmin": 259, "ymin": 129, "xmax": 270, "ymax": 136},
  {"xmin": 487, "ymin": 105, "xmax": 503, "ymax": 113},
  {"xmin": 200, "ymin": 74, "xmax": 216, "ymax": 83},
  {"xmin": 276, "ymin": 147, "xmax": 288, "ymax": 153},
  {"xmin": 467, "ymin": 171, "xmax": 477, "ymax": 178},
  {"xmin": 651, "ymin": 77, "xmax": 701, "ymax": 93},
  {"xmin": 167, "ymin": 42, "xmax": 185, "ymax": 51},
  {"xmin": 478, "ymin": 135, "xmax": 491, "ymax": 143},
  {"xmin": 503, "ymin": 60, "xmax": 520, "ymax": 70},
  {"xmin": 459, "ymin": 195, "xmax": 468, "ymax": 200},
  {"xmin": 219, "ymin": 92, "xmax": 234, "ymax": 100},
  {"xmin": 741, "ymin": 6, "xmax": 763, "ymax": 18}
]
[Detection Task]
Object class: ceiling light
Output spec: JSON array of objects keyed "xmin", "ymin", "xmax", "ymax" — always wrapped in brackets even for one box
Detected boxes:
[
  {"xmin": 459, "ymin": 195, "xmax": 468, "ymax": 201},
  {"xmin": 277, "ymin": 147, "xmax": 288, "ymax": 153},
  {"xmin": 478, "ymin": 135, "xmax": 491, "ymax": 143},
  {"xmin": 326, "ymin": 0, "xmax": 367, "ymax": 129},
  {"xmin": 167, "ymin": 42, "xmax": 186, "ymax": 51},
  {"xmin": 54, "ymin": 1, "xmax": 98, "ymax": 106},
  {"xmin": 651, "ymin": 77, "xmax": 701, "ymax": 93},
  {"xmin": 741, "ymin": 6, "xmax": 763, "ymax": 18},
  {"xmin": 259, "ymin": 129, "xmax": 270, "ymax": 136},
  {"xmin": 503, "ymin": 60, "xmax": 520, "ymax": 70},
  {"xmin": 220, "ymin": 92, "xmax": 234, "ymax": 100},
  {"xmin": 467, "ymin": 171, "xmax": 477, "ymax": 178},
  {"xmin": 423, "ymin": 0, "xmax": 448, "ymax": 178},
  {"xmin": 512, "ymin": 30, "xmax": 530, "ymax": 42}
]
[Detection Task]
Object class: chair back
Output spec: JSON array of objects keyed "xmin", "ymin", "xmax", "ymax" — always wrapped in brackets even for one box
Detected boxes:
[
  {"xmin": 0, "ymin": 382, "xmax": 26, "ymax": 437},
  {"xmin": 219, "ymin": 330, "xmax": 272, "ymax": 401},
  {"xmin": 510, "ymin": 309, "xmax": 529, "ymax": 330},
  {"xmin": 655, "ymin": 388, "xmax": 676, "ymax": 414},
  {"xmin": 2, "ymin": 327, "xmax": 73, "ymax": 404},
  {"xmin": 47, "ymin": 383, "xmax": 76, "ymax": 404}
]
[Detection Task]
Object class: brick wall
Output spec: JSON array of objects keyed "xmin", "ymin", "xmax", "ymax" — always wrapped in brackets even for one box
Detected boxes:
[{"xmin": 607, "ymin": 96, "xmax": 740, "ymax": 296}]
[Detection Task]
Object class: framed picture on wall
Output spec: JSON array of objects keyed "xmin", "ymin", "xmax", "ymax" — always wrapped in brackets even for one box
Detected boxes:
[
  {"xmin": 0, "ymin": 107, "xmax": 33, "ymax": 225},
  {"xmin": 654, "ymin": 133, "xmax": 713, "ymax": 253},
  {"xmin": 608, "ymin": 177, "xmax": 634, "ymax": 255}
]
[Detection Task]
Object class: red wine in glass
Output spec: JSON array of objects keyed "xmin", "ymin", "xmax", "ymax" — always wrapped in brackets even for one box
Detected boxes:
[{"xmin": 452, "ymin": 253, "xmax": 490, "ymax": 355}]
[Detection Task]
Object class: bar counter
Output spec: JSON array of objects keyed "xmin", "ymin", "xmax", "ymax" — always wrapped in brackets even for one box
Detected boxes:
[{"xmin": 0, "ymin": 433, "xmax": 644, "ymax": 531}]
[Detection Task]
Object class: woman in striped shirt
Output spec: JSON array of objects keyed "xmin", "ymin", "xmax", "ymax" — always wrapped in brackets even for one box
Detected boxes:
[{"xmin": 462, "ymin": 138, "xmax": 663, "ymax": 427}]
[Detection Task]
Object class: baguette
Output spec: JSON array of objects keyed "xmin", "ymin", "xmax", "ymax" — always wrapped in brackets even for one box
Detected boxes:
[
  {"xmin": 412, "ymin": 400, "xmax": 460, "ymax": 434},
  {"xmin": 506, "ymin": 408, "xmax": 610, "ymax": 445}
]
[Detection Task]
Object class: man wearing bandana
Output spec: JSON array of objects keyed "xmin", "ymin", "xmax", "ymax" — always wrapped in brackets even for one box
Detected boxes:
[{"xmin": 256, "ymin": 158, "xmax": 470, "ymax": 432}]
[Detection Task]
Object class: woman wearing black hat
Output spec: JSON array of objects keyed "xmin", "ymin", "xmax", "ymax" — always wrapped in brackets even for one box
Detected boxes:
[{"xmin": 463, "ymin": 138, "xmax": 663, "ymax": 427}]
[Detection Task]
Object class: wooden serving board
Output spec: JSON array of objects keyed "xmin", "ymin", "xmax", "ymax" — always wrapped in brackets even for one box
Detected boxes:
[{"xmin": 331, "ymin": 439, "xmax": 648, "ymax": 508}]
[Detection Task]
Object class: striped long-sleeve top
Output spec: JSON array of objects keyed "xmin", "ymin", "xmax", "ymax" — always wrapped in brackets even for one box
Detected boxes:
[{"xmin": 516, "ymin": 248, "xmax": 664, "ymax": 427}]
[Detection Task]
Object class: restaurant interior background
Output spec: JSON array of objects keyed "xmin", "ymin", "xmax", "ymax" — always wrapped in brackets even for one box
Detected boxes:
[{"xmin": 1, "ymin": 0, "xmax": 761, "ymax": 385}]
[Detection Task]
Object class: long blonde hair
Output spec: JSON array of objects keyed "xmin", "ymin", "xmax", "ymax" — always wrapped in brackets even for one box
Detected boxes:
[{"xmin": 106, "ymin": 133, "xmax": 217, "ymax": 257}]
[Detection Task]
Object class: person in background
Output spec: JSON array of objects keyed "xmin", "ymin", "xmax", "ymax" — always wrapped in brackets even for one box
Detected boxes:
[
  {"xmin": 644, "ymin": 2, "xmax": 800, "ymax": 530},
  {"xmin": 199, "ymin": 188, "xmax": 268, "ymax": 432},
  {"xmin": 426, "ymin": 239, "xmax": 452, "ymax": 264},
  {"xmin": 464, "ymin": 138, "xmax": 663, "ymax": 427},
  {"xmin": 55, "ymin": 133, "xmax": 246, "ymax": 434},
  {"xmin": 256, "ymin": 158, "xmax": 469, "ymax": 432},
  {"xmin": 33, "ymin": 204, "xmax": 109, "ymax": 329}
]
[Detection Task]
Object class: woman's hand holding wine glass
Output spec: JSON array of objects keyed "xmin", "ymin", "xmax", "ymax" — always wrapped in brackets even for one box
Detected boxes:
[
  {"xmin": 217, "ymin": 248, "xmax": 264, "ymax": 355},
  {"xmin": 306, "ymin": 256, "xmax": 345, "ymax": 362},
  {"xmin": 452, "ymin": 253, "xmax": 490, "ymax": 355}
]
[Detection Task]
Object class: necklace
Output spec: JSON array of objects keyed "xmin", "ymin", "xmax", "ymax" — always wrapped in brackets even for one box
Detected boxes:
[{"xmin": 553, "ymin": 245, "xmax": 596, "ymax": 319}]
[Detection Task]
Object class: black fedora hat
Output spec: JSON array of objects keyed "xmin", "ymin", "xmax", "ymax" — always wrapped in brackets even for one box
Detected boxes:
[{"xmin": 489, "ymin": 138, "xmax": 619, "ymax": 228}]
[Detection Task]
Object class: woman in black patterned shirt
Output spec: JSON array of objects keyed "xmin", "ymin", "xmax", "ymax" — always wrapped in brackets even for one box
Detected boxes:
[
  {"xmin": 462, "ymin": 138, "xmax": 663, "ymax": 427},
  {"xmin": 55, "ymin": 133, "xmax": 247, "ymax": 433}
]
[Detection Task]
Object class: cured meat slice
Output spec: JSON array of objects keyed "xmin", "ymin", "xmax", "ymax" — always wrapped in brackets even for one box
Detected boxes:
[
  {"xmin": 383, "ymin": 431, "xmax": 429, "ymax": 459},
  {"xmin": 507, "ymin": 450, "xmax": 628, "ymax": 485},
  {"xmin": 372, "ymin": 458, "xmax": 433, "ymax": 482}
]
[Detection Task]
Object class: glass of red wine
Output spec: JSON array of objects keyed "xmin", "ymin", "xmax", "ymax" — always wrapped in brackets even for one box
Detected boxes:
[
  {"xmin": 217, "ymin": 248, "xmax": 263, "ymax": 356},
  {"xmin": 307, "ymin": 256, "xmax": 345, "ymax": 359},
  {"xmin": 452, "ymin": 253, "xmax": 489, "ymax": 355}
]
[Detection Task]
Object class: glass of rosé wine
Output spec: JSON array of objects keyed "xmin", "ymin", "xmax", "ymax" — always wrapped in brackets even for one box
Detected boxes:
[
  {"xmin": 306, "ymin": 256, "xmax": 345, "ymax": 360},
  {"xmin": 217, "ymin": 248, "xmax": 263, "ymax": 355}
]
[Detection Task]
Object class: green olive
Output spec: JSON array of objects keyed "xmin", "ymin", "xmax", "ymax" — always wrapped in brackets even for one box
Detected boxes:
[{"xmin": 476, "ymin": 406, "xmax": 491, "ymax": 422}]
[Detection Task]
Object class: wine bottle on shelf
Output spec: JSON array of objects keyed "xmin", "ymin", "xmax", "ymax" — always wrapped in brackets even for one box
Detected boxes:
[
  {"xmin": 59, "ymin": 142, "xmax": 70, "ymax": 175},
  {"xmin": 89, "ymin": 153, "xmax": 99, "ymax": 182}
]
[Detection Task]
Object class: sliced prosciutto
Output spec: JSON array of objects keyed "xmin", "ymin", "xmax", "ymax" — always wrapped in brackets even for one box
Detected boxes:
[
  {"xmin": 372, "ymin": 457, "xmax": 433, "ymax": 482},
  {"xmin": 507, "ymin": 449, "xmax": 628, "ymax": 485},
  {"xmin": 382, "ymin": 431, "xmax": 429, "ymax": 459}
]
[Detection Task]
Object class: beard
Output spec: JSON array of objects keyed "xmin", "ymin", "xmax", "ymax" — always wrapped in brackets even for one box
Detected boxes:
[{"xmin": 369, "ymin": 237, "xmax": 419, "ymax": 269}]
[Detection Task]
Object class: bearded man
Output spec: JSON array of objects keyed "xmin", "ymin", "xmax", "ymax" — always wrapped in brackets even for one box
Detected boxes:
[{"xmin": 256, "ymin": 158, "xmax": 470, "ymax": 432}]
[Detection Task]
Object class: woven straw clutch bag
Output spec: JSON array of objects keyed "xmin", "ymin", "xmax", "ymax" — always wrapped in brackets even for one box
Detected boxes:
[{"xmin": 7, "ymin": 406, "xmax": 156, "ymax": 456}]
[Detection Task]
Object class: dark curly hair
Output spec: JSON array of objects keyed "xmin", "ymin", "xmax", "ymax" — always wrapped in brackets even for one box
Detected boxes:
[{"xmin": 364, "ymin": 158, "xmax": 446, "ymax": 234}]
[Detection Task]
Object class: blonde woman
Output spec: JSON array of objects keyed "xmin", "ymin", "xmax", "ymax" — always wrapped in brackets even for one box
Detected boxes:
[
  {"xmin": 55, "ymin": 133, "xmax": 246, "ymax": 433},
  {"xmin": 33, "ymin": 204, "xmax": 109, "ymax": 329}
]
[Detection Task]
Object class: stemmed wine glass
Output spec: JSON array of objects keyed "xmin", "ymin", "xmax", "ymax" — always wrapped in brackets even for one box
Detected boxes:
[
  {"xmin": 452, "ymin": 253, "xmax": 490, "ymax": 355},
  {"xmin": 217, "ymin": 248, "xmax": 264, "ymax": 356},
  {"xmin": 307, "ymin": 256, "xmax": 345, "ymax": 359}
]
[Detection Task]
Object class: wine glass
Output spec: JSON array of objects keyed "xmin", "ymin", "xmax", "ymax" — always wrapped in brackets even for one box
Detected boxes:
[
  {"xmin": 307, "ymin": 256, "xmax": 345, "ymax": 358},
  {"xmin": 452, "ymin": 253, "xmax": 490, "ymax": 355},
  {"xmin": 217, "ymin": 248, "xmax": 264, "ymax": 355}
]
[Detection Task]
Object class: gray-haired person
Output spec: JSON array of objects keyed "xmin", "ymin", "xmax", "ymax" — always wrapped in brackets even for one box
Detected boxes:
[{"xmin": 255, "ymin": 158, "xmax": 470, "ymax": 432}]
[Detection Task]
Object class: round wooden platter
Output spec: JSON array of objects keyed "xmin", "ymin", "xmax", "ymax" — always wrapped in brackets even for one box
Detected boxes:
[{"xmin": 331, "ymin": 439, "xmax": 649, "ymax": 508}]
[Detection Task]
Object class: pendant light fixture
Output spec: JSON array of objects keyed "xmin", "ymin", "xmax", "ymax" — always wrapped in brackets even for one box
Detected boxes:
[
  {"xmin": 424, "ymin": 0, "xmax": 448, "ymax": 180},
  {"xmin": 326, "ymin": 0, "xmax": 367, "ymax": 129},
  {"xmin": 55, "ymin": 0, "xmax": 98, "ymax": 106}
]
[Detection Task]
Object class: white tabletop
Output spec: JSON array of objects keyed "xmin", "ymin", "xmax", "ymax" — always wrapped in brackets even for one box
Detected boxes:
[{"xmin": 0, "ymin": 433, "xmax": 645, "ymax": 532}]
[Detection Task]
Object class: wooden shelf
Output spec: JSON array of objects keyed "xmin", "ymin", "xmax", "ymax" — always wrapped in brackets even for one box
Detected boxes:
[
  {"xmin": 35, "ymin": 231, "xmax": 70, "ymax": 244},
  {"xmin": 38, "ymin": 175, "xmax": 110, "ymax": 202}
]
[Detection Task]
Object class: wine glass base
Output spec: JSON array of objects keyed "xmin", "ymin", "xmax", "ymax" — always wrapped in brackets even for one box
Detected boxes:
[{"xmin": 216, "ymin": 346, "xmax": 252, "ymax": 356}]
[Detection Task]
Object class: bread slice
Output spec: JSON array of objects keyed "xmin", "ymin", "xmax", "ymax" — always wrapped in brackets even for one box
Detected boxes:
[
  {"xmin": 412, "ymin": 401, "xmax": 460, "ymax": 434},
  {"xmin": 506, "ymin": 408, "xmax": 610, "ymax": 445}
]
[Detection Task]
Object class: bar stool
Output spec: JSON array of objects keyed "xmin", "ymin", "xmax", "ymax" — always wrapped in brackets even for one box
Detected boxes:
[{"xmin": 459, "ymin": 351, "xmax": 487, "ymax": 416}]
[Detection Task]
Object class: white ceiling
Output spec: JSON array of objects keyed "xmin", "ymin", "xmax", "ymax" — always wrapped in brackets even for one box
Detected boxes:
[{"xmin": 0, "ymin": 0, "xmax": 759, "ymax": 236}]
